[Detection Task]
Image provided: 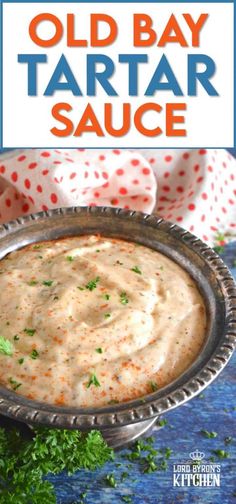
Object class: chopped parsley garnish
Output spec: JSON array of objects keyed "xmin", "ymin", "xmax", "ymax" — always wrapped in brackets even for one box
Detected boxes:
[
  {"xmin": 105, "ymin": 473, "xmax": 117, "ymax": 488},
  {"xmin": 85, "ymin": 276, "xmax": 100, "ymax": 291},
  {"xmin": 24, "ymin": 328, "xmax": 36, "ymax": 337},
  {"xmin": 108, "ymin": 399, "xmax": 119, "ymax": 405},
  {"xmin": 131, "ymin": 266, "xmax": 142, "ymax": 274},
  {"xmin": 42, "ymin": 280, "xmax": 54, "ymax": 287},
  {"xmin": 8, "ymin": 377, "xmax": 22, "ymax": 390},
  {"xmin": 103, "ymin": 293, "xmax": 110, "ymax": 300},
  {"xmin": 201, "ymin": 429, "xmax": 217, "ymax": 438},
  {"xmin": 66, "ymin": 256, "xmax": 74, "ymax": 262},
  {"xmin": 213, "ymin": 232, "xmax": 226, "ymax": 255},
  {"xmin": 86, "ymin": 373, "xmax": 101, "ymax": 388},
  {"xmin": 53, "ymin": 295, "xmax": 59, "ymax": 300},
  {"xmin": 77, "ymin": 286, "xmax": 85, "ymax": 291},
  {"xmin": 95, "ymin": 348, "xmax": 103, "ymax": 354},
  {"xmin": 96, "ymin": 249, "xmax": 100, "ymax": 252},
  {"xmin": 33, "ymin": 244, "xmax": 42, "ymax": 250},
  {"xmin": 225, "ymin": 436, "xmax": 233, "ymax": 445},
  {"xmin": 120, "ymin": 291, "xmax": 129, "ymax": 305},
  {"xmin": 30, "ymin": 349, "xmax": 39, "ymax": 360},
  {"xmin": 18, "ymin": 358, "xmax": 24, "ymax": 365},
  {"xmin": 13, "ymin": 335, "xmax": 19, "ymax": 341},
  {"xmin": 28, "ymin": 280, "xmax": 38, "ymax": 286},
  {"xmin": 0, "ymin": 336, "xmax": 13, "ymax": 356},
  {"xmin": 104, "ymin": 313, "xmax": 111, "ymax": 319},
  {"xmin": 149, "ymin": 381, "xmax": 158, "ymax": 392},
  {"xmin": 158, "ymin": 419, "xmax": 168, "ymax": 427},
  {"xmin": 122, "ymin": 497, "xmax": 133, "ymax": 503},
  {"xmin": 212, "ymin": 449, "xmax": 229, "ymax": 459},
  {"xmin": 116, "ymin": 260, "xmax": 123, "ymax": 265}
]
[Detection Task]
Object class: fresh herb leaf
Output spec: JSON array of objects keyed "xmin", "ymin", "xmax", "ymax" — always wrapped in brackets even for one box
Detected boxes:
[
  {"xmin": 214, "ymin": 245, "xmax": 225, "ymax": 254},
  {"xmin": 30, "ymin": 349, "xmax": 39, "ymax": 360},
  {"xmin": 86, "ymin": 373, "xmax": 101, "ymax": 388},
  {"xmin": 121, "ymin": 471, "xmax": 129, "ymax": 481},
  {"xmin": 66, "ymin": 256, "xmax": 74, "ymax": 262},
  {"xmin": 158, "ymin": 419, "xmax": 168, "ymax": 427},
  {"xmin": 95, "ymin": 348, "xmax": 103, "ymax": 354},
  {"xmin": 201, "ymin": 429, "xmax": 217, "ymax": 438},
  {"xmin": 120, "ymin": 291, "xmax": 129, "ymax": 305},
  {"xmin": 149, "ymin": 381, "xmax": 158, "ymax": 392},
  {"xmin": 131, "ymin": 266, "xmax": 142, "ymax": 274},
  {"xmin": 105, "ymin": 474, "xmax": 117, "ymax": 488},
  {"xmin": 18, "ymin": 358, "xmax": 24, "ymax": 365},
  {"xmin": 212, "ymin": 449, "xmax": 229, "ymax": 459},
  {"xmin": 103, "ymin": 293, "xmax": 110, "ymax": 300},
  {"xmin": 0, "ymin": 336, "xmax": 13, "ymax": 356},
  {"xmin": 24, "ymin": 328, "xmax": 36, "ymax": 337},
  {"xmin": 8, "ymin": 377, "xmax": 22, "ymax": 390},
  {"xmin": 42, "ymin": 280, "xmax": 54, "ymax": 287},
  {"xmin": 85, "ymin": 277, "xmax": 100, "ymax": 291}
]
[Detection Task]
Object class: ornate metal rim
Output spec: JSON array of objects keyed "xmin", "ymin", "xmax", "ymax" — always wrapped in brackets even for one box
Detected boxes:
[{"xmin": 0, "ymin": 206, "xmax": 235, "ymax": 430}]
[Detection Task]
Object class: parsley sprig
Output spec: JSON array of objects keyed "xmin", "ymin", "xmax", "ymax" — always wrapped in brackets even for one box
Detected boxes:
[
  {"xmin": 149, "ymin": 381, "xmax": 158, "ymax": 392},
  {"xmin": 42, "ymin": 280, "xmax": 54, "ymax": 287},
  {"xmin": 86, "ymin": 276, "xmax": 100, "ymax": 291},
  {"xmin": 8, "ymin": 377, "xmax": 22, "ymax": 390},
  {"xmin": 131, "ymin": 266, "xmax": 142, "ymax": 275},
  {"xmin": 201, "ymin": 429, "xmax": 218, "ymax": 439},
  {"xmin": 120, "ymin": 292, "xmax": 129, "ymax": 305},
  {"xmin": 0, "ymin": 427, "xmax": 113, "ymax": 503},
  {"xmin": 86, "ymin": 373, "xmax": 101, "ymax": 388},
  {"xmin": 0, "ymin": 336, "xmax": 13, "ymax": 356},
  {"xmin": 30, "ymin": 349, "xmax": 39, "ymax": 360},
  {"xmin": 24, "ymin": 328, "xmax": 36, "ymax": 337}
]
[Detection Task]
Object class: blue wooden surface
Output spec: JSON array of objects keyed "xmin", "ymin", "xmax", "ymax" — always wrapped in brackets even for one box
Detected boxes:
[{"xmin": 43, "ymin": 242, "xmax": 236, "ymax": 504}]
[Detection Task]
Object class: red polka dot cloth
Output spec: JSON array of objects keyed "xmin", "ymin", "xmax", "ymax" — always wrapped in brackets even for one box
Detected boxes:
[{"xmin": 0, "ymin": 148, "xmax": 235, "ymax": 246}]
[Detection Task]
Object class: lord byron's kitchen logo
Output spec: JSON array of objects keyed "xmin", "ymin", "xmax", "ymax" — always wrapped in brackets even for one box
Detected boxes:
[{"xmin": 173, "ymin": 449, "xmax": 221, "ymax": 487}]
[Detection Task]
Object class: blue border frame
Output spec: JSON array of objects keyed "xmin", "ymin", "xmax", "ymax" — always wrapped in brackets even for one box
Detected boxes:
[{"xmin": 0, "ymin": 0, "xmax": 235, "ymax": 149}]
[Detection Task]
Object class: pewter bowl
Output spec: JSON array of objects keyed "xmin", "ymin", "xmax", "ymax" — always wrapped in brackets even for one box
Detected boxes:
[{"xmin": 0, "ymin": 206, "xmax": 235, "ymax": 448}]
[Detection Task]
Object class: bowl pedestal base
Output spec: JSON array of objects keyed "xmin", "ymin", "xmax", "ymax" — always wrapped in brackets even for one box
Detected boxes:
[{"xmin": 101, "ymin": 416, "xmax": 158, "ymax": 449}]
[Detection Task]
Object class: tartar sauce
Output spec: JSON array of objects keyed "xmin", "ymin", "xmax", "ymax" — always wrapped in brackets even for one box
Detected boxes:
[{"xmin": 0, "ymin": 235, "xmax": 206, "ymax": 407}]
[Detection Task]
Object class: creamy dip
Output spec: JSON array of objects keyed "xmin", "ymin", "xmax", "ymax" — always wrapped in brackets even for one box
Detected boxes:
[{"xmin": 0, "ymin": 235, "xmax": 206, "ymax": 407}]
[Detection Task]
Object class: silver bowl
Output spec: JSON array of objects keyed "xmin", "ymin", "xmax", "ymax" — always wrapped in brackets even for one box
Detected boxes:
[{"xmin": 0, "ymin": 206, "xmax": 235, "ymax": 448}]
